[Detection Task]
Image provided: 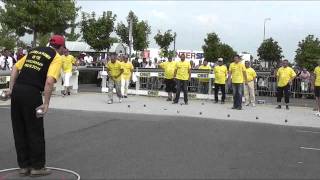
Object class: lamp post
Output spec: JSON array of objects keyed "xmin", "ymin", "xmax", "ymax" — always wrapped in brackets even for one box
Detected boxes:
[{"xmin": 263, "ymin": 18, "xmax": 271, "ymax": 41}]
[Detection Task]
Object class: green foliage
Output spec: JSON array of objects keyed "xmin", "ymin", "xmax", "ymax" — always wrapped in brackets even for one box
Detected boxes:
[
  {"xmin": 218, "ymin": 43, "xmax": 237, "ymax": 64},
  {"xmin": 133, "ymin": 20, "xmax": 151, "ymax": 51},
  {"xmin": 81, "ymin": 11, "xmax": 117, "ymax": 52},
  {"xmin": 202, "ymin": 32, "xmax": 236, "ymax": 63},
  {"xmin": 38, "ymin": 33, "xmax": 51, "ymax": 47},
  {"xmin": 257, "ymin": 38, "xmax": 283, "ymax": 68},
  {"xmin": 154, "ymin": 30, "xmax": 175, "ymax": 58},
  {"xmin": 0, "ymin": 0, "xmax": 79, "ymax": 47},
  {"xmin": 295, "ymin": 35, "xmax": 320, "ymax": 71},
  {"xmin": 0, "ymin": 23, "xmax": 17, "ymax": 50},
  {"xmin": 115, "ymin": 11, "xmax": 151, "ymax": 53},
  {"xmin": 65, "ymin": 18, "xmax": 81, "ymax": 41}
]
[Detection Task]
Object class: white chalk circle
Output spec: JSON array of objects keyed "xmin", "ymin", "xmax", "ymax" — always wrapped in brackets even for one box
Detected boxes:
[{"xmin": 0, "ymin": 167, "xmax": 80, "ymax": 180}]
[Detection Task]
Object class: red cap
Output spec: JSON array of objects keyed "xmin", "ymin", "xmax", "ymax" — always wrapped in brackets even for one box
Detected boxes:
[{"xmin": 49, "ymin": 35, "xmax": 65, "ymax": 47}]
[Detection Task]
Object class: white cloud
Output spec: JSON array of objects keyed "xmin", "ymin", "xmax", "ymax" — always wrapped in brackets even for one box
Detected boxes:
[
  {"xmin": 195, "ymin": 14, "xmax": 219, "ymax": 28},
  {"xmin": 151, "ymin": 9, "xmax": 167, "ymax": 19}
]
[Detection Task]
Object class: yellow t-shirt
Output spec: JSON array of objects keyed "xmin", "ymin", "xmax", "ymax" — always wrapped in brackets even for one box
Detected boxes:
[
  {"xmin": 314, "ymin": 66, "xmax": 320, "ymax": 87},
  {"xmin": 160, "ymin": 61, "xmax": 176, "ymax": 79},
  {"xmin": 15, "ymin": 54, "xmax": 62, "ymax": 81},
  {"xmin": 276, "ymin": 67, "xmax": 296, "ymax": 87},
  {"xmin": 106, "ymin": 60, "xmax": 123, "ymax": 81},
  {"xmin": 214, "ymin": 65, "xmax": 228, "ymax": 84},
  {"xmin": 175, "ymin": 61, "xmax": 191, "ymax": 80},
  {"xmin": 121, "ymin": 61, "xmax": 134, "ymax": 80},
  {"xmin": 246, "ymin": 67, "xmax": 257, "ymax": 82},
  {"xmin": 229, "ymin": 62, "xmax": 246, "ymax": 83},
  {"xmin": 62, "ymin": 55, "xmax": 76, "ymax": 73},
  {"xmin": 198, "ymin": 65, "xmax": 211, "ymax": 82}
]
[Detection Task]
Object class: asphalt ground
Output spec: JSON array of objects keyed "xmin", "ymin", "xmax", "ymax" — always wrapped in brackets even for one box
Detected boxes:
[{"xmin": 1, "ymin": 107, "xmax": 320, "ymax": 179}]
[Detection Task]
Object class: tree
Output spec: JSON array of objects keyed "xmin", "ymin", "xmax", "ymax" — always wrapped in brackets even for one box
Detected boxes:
[
  {"xmin": 115, "ymin": 11, "xmax": 151, "ymax": 55},
  {"xmin": 257, "ymin": 38, "xmax": 283, "ymax": 68},
  {"xmin": 218, "ymin": 43, "xmax": 237, "ymax": 64},
  {"xmin": 295, "ymin": 35, "xmax": 320, "ymax": 71},
  {"xmin": 65, "ymin": 18, "xmax": 81, "ymax": 41},
  {"xmin": 0, "ymin": 0, "xmax": 79, "ymax": 47},
  {"xmin": 37, "ymin": 33, "xmax": 51, "ymax": 47},
  {"xmin": 0, "ymin": 23, "xmax": 18, "ymax": 50},
  {"xmin": 202, "ymin": 32, "xmax": 236, "ymax": 63},
  {"xmin": 154, "ymin": 30, "xmax": 175, "ymax": 58},
  {"xmin": 81, "ymin": 11, "xmax": 117, "ymax": 52},
  {"xmin": 133, "ymin": 20, "xmax": 151, "ymax": 52}
]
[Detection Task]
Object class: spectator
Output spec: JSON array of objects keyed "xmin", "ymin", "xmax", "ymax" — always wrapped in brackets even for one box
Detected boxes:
[
  {"xmin": 140, "ymin": 58, "xmax": 148, "ymax": 68},
  {"xmin": 14, "ymin": 47, "xmax": 25, "ymax": 63},
  {"xmin": 213, "ymin": 58, "xmax": 228, "ymax": 104},
  {"xmin": 244, "ymin": 61, "xmax": 257, "ymax": 107},
  {"xmin": 84, "ymin": 53, "xmax": 93, "ymax": 66},
  {"xmin": 276, "ymin": 59, "xmax": 296, "ymax": 110},
  {"xmin": 195, "ymin": 60, "xmax": 202, "ymax": 69},
  {"xmin": 132, "ymin": 57, "xmax": 140, "ymax": 68},
  {"xmin": 0, "ymin": 48, "xmax": 14, "ymax": 70},
  {"xmin": 154, "ymin": 58, "xmax": 159, "ymax": 68},
  {"xmin": 190, "ymin": 60, "xmax": 195, "ymax": 69},
  {"xmin": 160, "ymin": 57, "xmax": 177, "ymax": 101},
  {"xmin": 145, "ymin": 61, "xmax": 155, "ymax": 68},
  {"xmin": 228, "ymin": 55, "xmax": 248, "ymax": 110},
  {"xmin": 299, "ymin": 68, "xmax": 311, "ymax": 95},
  {"xmin": 198, "ymin": 60, "xmax": 211, "ymax": 94},
  {"xmin": 173, "ymin": 54, "xmax": 191, "ymax": 105}
]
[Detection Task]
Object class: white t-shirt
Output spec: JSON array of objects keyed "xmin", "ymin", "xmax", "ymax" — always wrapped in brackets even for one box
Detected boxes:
[
  {"xmin": 0, "ymin": 56, "xmax": 13, "ymax": 70},
  {"xmin": 145, "ymin": 63, "xmax": 155, "ymax": 68},
  {"xmin": 84, "ymin": 55, "xmax": 93, "ymax": 64}
]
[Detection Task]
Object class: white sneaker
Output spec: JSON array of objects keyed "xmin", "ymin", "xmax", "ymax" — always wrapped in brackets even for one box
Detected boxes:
[
  {"xmin": 315, "ymin": 112, "xmax": 320, "ymax": 117},
  {"xmin": 119, "ymin": 98, "xmax": 122, "ymax": 103},
  {"xmin": 108, "ymin": 100, "xmax": 113, "ymax": 104},
  {"xmin": 252, "ymin": 103, "xmax": 256, "ymax": 107}
]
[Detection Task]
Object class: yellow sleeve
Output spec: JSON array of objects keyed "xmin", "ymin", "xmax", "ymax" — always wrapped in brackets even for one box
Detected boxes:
[
  {"xmin": 72, "ymin": 56, "xmax": 76, "ymax": 64},
  {"xmin": 15, "ymin": 55, "xmax": 27, "ymax": 70},
  {"xmin": 253, "ymin": 69, "xmax": 257, "ymax": 78},
  {"xmin": 47, "ymin": 53, "xmax": 62, "ymax": 81},
  {"xmin": 276, "ymin": 69, "xmax": 280, "ymax": 77},
  {"xmin": 188, "ymin": 62, "xmax": 191, "ymax": 69},
  {"xmin": 130, "ymin": 63, "xmax": 134, "ymax": 70},
  {"xmin": 228, "ymin": 64, "xmax": 232, "ymax": 72},
  {"xmin": 242, "ymin": 64, "xmax": 246, "ymax": 72},
  {"xmin": 291, "ymin": 68, "xmax": 296, "ymax": 78}
]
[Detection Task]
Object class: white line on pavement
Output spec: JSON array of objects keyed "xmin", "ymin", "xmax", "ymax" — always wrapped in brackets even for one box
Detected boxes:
[
  {"xmin": 297, "ymin": 130, "xmax": 320, "ymax": 134},
  {"xmin": 300, "ymin": 147, "xmax": 320, "ymax": 151}
]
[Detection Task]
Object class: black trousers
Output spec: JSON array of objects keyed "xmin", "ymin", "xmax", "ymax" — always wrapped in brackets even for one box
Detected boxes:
[
  {"xmin": 11, "ymin": 84, "xmax": 45, "ymax": 169},
  {"xmin": 277, "ymin": 85, "xmax": 290, "ymax": 104},
  {"xmin": 174, "ymin": 80, "xmax": 188, "ymax": 103},
  {"xmin": 214, "ymin": 83, "xmax": 226, "ymax": 102}
]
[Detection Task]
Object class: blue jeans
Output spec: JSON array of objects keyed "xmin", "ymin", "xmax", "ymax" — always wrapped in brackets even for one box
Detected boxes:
[
  {"xmin": 232, "ymin": 83, "xmax": 243, "ymax": 108},
  {"xmin": 174, "ymin": 80, "xmax": 188, "ymax": 103}
]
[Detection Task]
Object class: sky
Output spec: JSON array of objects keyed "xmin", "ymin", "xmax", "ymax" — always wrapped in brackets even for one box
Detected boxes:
[{"xmin": 16, "ymin": 1, "xmax": 319, "ymax": 60}]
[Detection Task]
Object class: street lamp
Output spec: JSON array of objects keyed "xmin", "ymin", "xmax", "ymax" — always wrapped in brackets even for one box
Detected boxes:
[{"xmin": 263, "ymin": 18, "xmax": 271, "ymax": 41}]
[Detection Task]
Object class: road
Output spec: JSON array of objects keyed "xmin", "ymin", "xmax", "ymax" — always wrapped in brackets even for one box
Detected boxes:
[{"xmin": 1, "ymin": 107, "xmax": 320, "ymax": 179}]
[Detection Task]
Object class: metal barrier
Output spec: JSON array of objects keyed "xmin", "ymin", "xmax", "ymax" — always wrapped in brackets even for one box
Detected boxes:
[
  {"xmin": 256, "ymin": 73, "xmax": 314, "ymax": 98},
  {"xmin": 0, "ymin": 67, "xmax": 315, "ymax": 99},
  {"xmin": 0, "ymin": 70, "xmax": 79, "ymax": 95}
]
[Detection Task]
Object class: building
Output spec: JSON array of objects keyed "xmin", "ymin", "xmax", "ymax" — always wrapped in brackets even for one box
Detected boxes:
[{"xmin": 65, "ymin": 41, "xmax": 128, "ymax": 55}]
